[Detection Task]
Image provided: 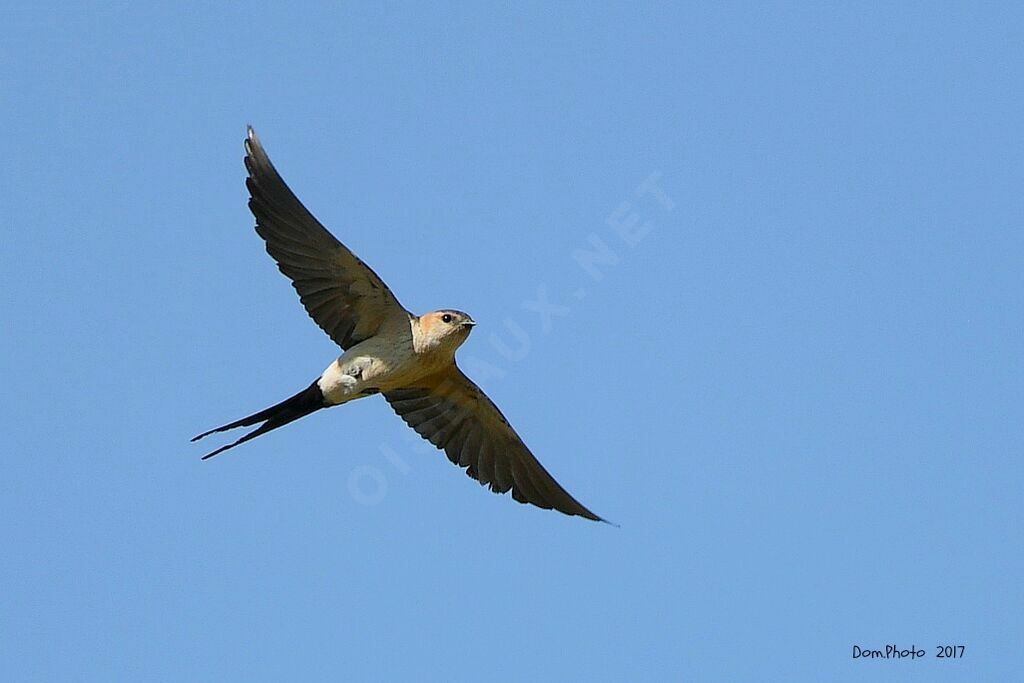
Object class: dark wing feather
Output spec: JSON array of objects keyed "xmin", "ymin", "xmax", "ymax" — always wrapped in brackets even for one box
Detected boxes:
[
  {"xmin": 244, "ymin": 127, "xmax": 409, "ymax": 349},
  {"xmin": 384, "ymin": 367, "xmax": 603, "ymax": 521}
]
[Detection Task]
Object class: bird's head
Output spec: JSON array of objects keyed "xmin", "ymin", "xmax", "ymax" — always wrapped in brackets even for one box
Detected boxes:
[{"xmin": 416, "ymin": 309, "xmax": 476, "ymax": 355}]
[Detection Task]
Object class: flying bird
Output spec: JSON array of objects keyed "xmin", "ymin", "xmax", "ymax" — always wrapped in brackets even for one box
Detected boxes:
[{"xmin": 193, "ymin": 127, "xmax": 603, "ymax": 522}]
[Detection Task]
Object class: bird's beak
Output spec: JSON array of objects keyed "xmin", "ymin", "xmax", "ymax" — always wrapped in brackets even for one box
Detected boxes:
[{"xmin": 461, "ymin": 320, "xmax": 476, "ymax": 328}]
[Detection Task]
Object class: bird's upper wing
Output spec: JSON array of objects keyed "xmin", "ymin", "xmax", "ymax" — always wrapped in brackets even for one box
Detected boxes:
[
  {"xmin": 383, "ymin": 366, "xmax": 603, "ymax": 521},
  {"xmin": 244, "ymin": 127, "xmax": 410, "ymax": 349}
]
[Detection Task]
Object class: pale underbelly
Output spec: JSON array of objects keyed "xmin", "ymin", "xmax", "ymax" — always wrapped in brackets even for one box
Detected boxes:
[{"xmin": 317, "ymin": 354, "xmax": 422, "ymax": 405}]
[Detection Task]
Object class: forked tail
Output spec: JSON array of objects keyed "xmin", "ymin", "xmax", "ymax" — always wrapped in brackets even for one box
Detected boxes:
[{"xmin": 192, "ymin": 380, "xmax": 325, "ymax": 459}]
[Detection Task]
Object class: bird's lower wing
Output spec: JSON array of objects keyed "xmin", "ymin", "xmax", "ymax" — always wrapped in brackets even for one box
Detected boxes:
[{"xmin": 383, "ymin": 367, "xmax": 604, "ymax": 521}]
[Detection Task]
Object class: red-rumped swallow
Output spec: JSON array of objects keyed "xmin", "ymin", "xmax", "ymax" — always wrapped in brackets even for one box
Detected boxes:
[{"xmin": 193, "ymin": 128, "xmax": 603, "ymax": 522}]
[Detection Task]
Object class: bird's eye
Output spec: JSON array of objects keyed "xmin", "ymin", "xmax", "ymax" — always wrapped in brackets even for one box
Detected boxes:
[{"xmin": 441, "ymin": 314, "xmax": 453, "ymax": 323}]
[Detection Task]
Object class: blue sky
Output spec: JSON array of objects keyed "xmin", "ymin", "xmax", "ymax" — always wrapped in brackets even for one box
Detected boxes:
[{"xmin": 2, "ymin": 3, "xmax": 1021, "ymax": 681}]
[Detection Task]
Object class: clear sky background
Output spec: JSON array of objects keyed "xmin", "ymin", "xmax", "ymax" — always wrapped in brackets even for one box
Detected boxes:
[{"xmin": 2, "ymin": 3, "xmax": 1021, "ymax": 681}]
